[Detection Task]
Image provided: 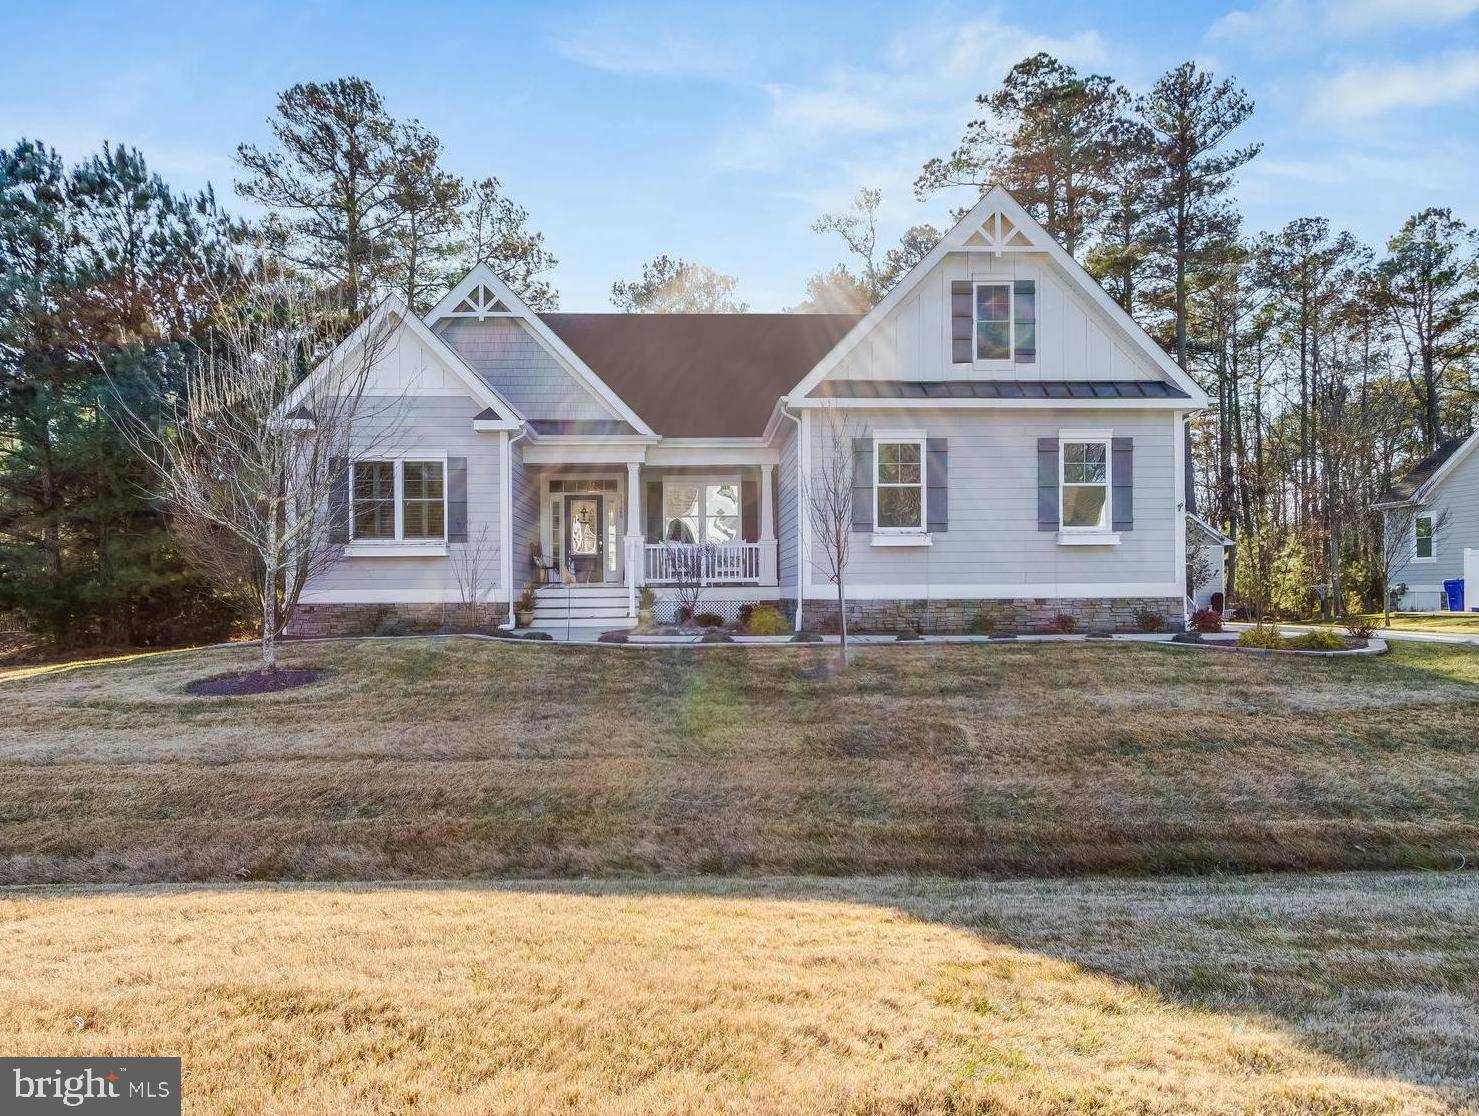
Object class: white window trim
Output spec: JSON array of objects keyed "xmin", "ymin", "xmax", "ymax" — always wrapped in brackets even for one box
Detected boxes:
[
  {"xmin": 349, "ymin": 454, "xmax": 449, "ymax": 549},
  {"xmin": 660, "ymin": 475, "xmax": 744, "ymax": 544},
  {"xmin": 1413, "ymin": 513, "xmax": 1437, "ymax": 563},
  {"xmin": 1058, "ymin": 431, "xmax": 1112, "ymax": 536},
  {"xmin": 872, "ymin": 431, "xmax": 927, "ymax": 535},
  {"xmin": 971, "ymin": 278, "xmax": 1036, "ymax": 368}
]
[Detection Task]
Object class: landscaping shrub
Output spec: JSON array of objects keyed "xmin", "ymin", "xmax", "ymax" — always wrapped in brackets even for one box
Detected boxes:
[
  {"xmin": 1189, "ymin": 608, "xmax": 1224, "ymax": 634},
  {"xmin": 745, "ymin": 605, "xmax": 789, "ymax": 636},
  {"xmin": 693, "ymin": 612, "xmax": 725, "ymax": 628},
  {"xmin": 1344, "ymin": 616, "xmax": 1378, "ymax": 639},
  {"xmin": 1290, "ymin": 629, "xmax": 1346, "ymax": 651},
  {"xmin": 970, "ymin": 609, "xmax": 995, "ymax": 635},
  {"xmin": 1134, "ymin": 608, "xmax": 1166, "ymax": 633},
  {"xmin": 1051, "ymin": 613, "xmax": 1077, "ymax": 633},
  {"xmin": 375, "ymin": 618, "xmax": 410, "ymax": 637},
  {"xmin": 736, "ymin": 604, "xmax": 754, "ymax": 629},
  {"xmin": 1237, "ymin": 626, "xmax": 1288, "ymax": 650}
]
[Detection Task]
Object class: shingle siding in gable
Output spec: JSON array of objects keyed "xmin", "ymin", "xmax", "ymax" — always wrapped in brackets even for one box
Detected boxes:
[{"xmin": 434, "ymin": 318, "xmax": 619, "ymax": 422}]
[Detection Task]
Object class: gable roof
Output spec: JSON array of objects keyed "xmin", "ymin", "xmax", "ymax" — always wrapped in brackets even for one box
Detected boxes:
[
  {"xmin": 540, "ymin": 313, "xmax": 859, "ymax": 438},
  {"xmin": 427, "ymin": 264, "xmax": 656, "ymax": 435},
  {"xmin": 1376, "ymin": 434, "xmax": 1474, "ymax": 506},
  {"xmin": 284, "ymin": 294, "xmax": 519, "ymax": 427},
  {"xmin": 787, "ymin": 186, "xmax": 1210, "ymax": 407}
]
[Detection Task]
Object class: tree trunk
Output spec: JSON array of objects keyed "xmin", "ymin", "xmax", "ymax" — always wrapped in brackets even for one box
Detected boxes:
[{"xmin": 837, "ymin": 576, "xmax": 848, "ymax": 667}]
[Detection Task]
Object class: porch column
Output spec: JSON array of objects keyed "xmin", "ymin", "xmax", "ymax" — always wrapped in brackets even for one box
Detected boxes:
[
  {"xmin": 626, "ymin": 461, "xmax": 643, "ymax": 618},
  {"xmin": 758, "ymin": 463, "xmax": 778, "ymax": 586}
]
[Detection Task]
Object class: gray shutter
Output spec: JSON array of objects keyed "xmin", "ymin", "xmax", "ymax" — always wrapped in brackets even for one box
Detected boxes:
[
  {"xmin": 1112, "ymin": 437, "xmax": 1133, "ymax": 531},
  {"xmin": 1013, "ymin": 279, "xmax": 1036, "ymax": 363},
  {"xmin": 926, "ymin": 438, "xmax": 948, "ymax": 533},
  {"xmin": 328, "ymin": 457, "xmax": 349, "ymax": 544},
  {"xmin": 446, "ymin": 456, "xmax": 468, "ymax": 542},
  {"xmin": 1182, "ymin": 421, "xmax": 1197, "ymax": 517},
  {"xmin": 851, "ymin": 438, "xmax": 873, "ymax": 532},
  {"xmin": 1037, "ymin": 437, "xmax": 1059, "ymax": 531},
  {"xmin": 741, "ymin": 479, "xmax": 758, "ymax": 541},
  {"xmin": 951, "ymin": 280, "xmax": 973, "ymax": 364},
  {"xmin": 645, "ymin": 480, "xmax": 663, "ymax": 542}
]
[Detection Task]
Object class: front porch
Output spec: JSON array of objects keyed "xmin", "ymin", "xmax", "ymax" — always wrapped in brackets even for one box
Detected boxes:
[{"xmin": 513, "ymin": 452, "xmax": 781, "ymax": 620}]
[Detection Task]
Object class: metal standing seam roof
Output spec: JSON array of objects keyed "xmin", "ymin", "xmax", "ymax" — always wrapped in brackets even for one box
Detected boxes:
[{"xmin": 808, "ymin": 379, "xmax": 1190, "ymax": 400}]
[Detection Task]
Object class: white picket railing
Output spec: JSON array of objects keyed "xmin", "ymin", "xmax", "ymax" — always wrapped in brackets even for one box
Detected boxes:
[{"xmin": 644, "ymin": 542, "xmax": 763, "ymax": 585}]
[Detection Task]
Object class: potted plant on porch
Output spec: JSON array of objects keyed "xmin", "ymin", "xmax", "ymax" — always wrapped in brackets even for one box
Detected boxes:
[{"xmin": 515, "ymin": 583, "xmax": 537, "ymax": 628}]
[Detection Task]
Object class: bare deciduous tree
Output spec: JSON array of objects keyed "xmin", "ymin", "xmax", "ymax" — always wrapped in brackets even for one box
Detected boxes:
[
  {"xmin": 660, "ymin": 539, "xmax": 708, "ymax": 627},
  {"xmin": 805, "ymin": 408, "xmax": 857, "ymax": 664},
  {"xmin": 1377, "ymin": 504, "xmax": 1450, "ymax": 628},
  {"xmin": 450, "ymin": 524, "xmax": 497, "ymax": 629},
  {"xmin": 119, "ymin": 268, "xmax": 400, "ymax": 672}
]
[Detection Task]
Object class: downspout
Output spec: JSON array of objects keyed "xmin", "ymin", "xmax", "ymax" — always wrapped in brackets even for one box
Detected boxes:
[
  {"xmin": 504, "ymin": 422, "xmax": 529, "ymax": 629},
  {"xmin": 781, "ymin": 400, "xmax": 805, "ymax": 632}
]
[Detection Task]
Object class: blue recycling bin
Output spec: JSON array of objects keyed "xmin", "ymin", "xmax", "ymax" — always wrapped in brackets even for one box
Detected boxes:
[{"xmin": 1443, "ymin": 578, "xmax": 1464, "ymax": 612}]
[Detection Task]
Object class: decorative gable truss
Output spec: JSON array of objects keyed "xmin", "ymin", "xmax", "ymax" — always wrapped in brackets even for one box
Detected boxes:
[
  {"xmin": 443, "ymin": 282, "xmax": 516, "ymax": 319},
  {"xmin": 426, "ymin": 264, "xmax": 655, "ymax": 435},
  {"xmin": 786, "ymin": 186, "xmax": 1210, "ymax": 408},
  {"xmin": 958, "ymin": 210, "xmax": 1037, "ymax": 254}
]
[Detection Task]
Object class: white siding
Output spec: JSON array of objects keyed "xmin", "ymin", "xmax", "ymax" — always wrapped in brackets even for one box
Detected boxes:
[
  {"xmin": 300, "ymin": 396, "xmax": 504, "ymax": 604},
  {"xmin": 435, "ymin": 318, "xmax": 618, "ymax": 421},
  {"xmin": 805, "ymin": 407, "xmax": 1180, "ymax": 597},
  {"xmin": 509, "ymin": 441, "xmax": 541, "ymax": 591},
  {"xmin": 828, "ymin": 250, "xmax": 1172, "ymax": 386},
  {"xmin": 1389, "ymin": 440, "xmax": 1479, "ymax": 610}
]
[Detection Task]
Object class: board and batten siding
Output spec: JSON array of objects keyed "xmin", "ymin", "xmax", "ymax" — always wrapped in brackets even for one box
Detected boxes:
[
  {"xmin": 828, "ymin": 250, "xmax": 1167, "ymax": 386},
  {"xmin": 434, "ymin": 318, "xmax": 619, "ymax": 421},
  {"xmin": 1389, "ymin": 440, "xmax": 1479, "ymax": 610},
  {"xmin": 299, "ymin": 395, "xmax": 504, "ymax": 604},
  {"xmin": 804, "ymin": 407, "xmax": 1180, "ymax": 597}
]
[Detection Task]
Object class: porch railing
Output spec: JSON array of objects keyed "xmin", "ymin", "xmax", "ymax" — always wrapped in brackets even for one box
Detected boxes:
[{"xmin": 644, "ymin": 542, "xmax": 763, "ymax": 585}]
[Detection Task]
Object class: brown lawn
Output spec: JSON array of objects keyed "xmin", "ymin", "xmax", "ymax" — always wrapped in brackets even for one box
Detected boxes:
[
  {"xmin": 2, "ymin": 637, "xmax": 1479, "ymax": 882},
  {"xmin": 2, "ymin": 872, "xmax": 1474, "ymax": 1114}
]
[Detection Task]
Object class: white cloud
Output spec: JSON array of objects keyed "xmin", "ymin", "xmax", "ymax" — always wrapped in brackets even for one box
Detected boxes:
[
  {"xmin": 1210, "ymin": 0, "xmax": 1479, "ymax": 42},
  {"xmin": 1311, "ymin": 50, "xmax": 1479, "ymax": 119},
  {"xmin": 546, "ymin": 7, "xmax": 747, "ymax": 80},
  {"xmin": 715, "ymin": 16, "xmax": 1107, "ymax": 173}
]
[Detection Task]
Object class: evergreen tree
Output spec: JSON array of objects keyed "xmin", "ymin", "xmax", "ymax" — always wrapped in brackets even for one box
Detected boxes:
[
  {"xmin": 610, "ymin": 254, "xmax": 747, "ymax": 312},
  {"xmin": 457, "ymin": 178, "xmax": 559, "ymax": 311}
]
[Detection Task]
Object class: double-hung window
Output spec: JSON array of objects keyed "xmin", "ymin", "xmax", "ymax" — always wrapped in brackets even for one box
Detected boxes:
[
  {"xmin": 352, "ymin": 459, "xmax": 446, "ymax": 542},
  {"xmin": 662, "ymin": 481, "xmax": 740, "ymax": 544},
  {"xmin": 1060, "ymin": 439, "xmax": 1110, "ymax": 530},
  {"xmin": 874, "ymin": 437, "xmax": 925, "ymax": 531},
  {"xmin": 1414, "ymin": 514, "xmax": 1435, "ymax": 560},
  {"xmin": 974, "ymin": 279, "xmax": 1036, "ymax": 363}
]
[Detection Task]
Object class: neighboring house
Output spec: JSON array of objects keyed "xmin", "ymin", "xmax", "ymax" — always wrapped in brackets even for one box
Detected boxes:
[
  {"xmin": 1375, "ymin": 431, "xmax": 1479, "ymax": 612},
  {"xmin": 287, "ymin": 187, "xmax": 1209, "ymax": 635},
  {"xmin": 1186, "ymin": 514, "xmax": 1234, "ymax": 612}
]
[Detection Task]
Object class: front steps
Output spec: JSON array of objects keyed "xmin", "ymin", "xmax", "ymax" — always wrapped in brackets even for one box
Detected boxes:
[{"xmin": 530, "ymin": 584, "xmax": 636, "ymax": 630}]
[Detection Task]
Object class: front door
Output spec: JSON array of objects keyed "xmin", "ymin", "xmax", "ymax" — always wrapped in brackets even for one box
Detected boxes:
[{"xmin": 564, "ymin": 494, "xmax": 605, "ymax": 582}]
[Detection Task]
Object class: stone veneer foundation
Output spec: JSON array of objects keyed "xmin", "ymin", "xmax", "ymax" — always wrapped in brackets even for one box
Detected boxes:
[{"xmin": 789, "ymin": 597, "xmax": 1184, "ymax": 635}]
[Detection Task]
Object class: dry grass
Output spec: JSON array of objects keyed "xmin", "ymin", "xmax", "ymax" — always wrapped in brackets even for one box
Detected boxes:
[
  {"xmin": 4, "ymin": 637, "xmax": 1479, "ymax": 883},
  {"xmin": 2, "ymin": 872, "xmax": 1473, "ymax": 1114}
]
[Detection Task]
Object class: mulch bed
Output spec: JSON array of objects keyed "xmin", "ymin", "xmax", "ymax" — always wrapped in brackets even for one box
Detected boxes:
[{"xmin": 186, "ymin": 668, "xmax": 326, "ymax": 697}]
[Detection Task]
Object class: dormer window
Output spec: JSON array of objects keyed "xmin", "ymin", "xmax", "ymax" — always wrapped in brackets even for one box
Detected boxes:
[{"xmin": 973, "ymin": 279, "xmax": 1036, "ymax": 364}]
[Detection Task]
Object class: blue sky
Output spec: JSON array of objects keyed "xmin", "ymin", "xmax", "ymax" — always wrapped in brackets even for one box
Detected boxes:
[{"xmin": 3, "ymin": 0, "xmax": 1478, "ymax": 310}]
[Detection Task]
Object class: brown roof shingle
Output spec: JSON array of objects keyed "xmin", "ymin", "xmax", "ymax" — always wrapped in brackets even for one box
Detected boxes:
[
  {"xmin": 540, "ymin": 313, "xmax": 860, "ymax": 437},
  {"xmin": 1377, "ymin": 436, "xmax": 1469, "ymax": 504}
]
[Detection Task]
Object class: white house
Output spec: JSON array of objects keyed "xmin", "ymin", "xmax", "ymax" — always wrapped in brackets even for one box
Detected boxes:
[
  {"xmin": 286, "ymin": 187, "xmax": 1210, "ymax": 636},
  {"xmin": 1375, "ymin": 430, "xmax": 1479, "ymax": 612}
]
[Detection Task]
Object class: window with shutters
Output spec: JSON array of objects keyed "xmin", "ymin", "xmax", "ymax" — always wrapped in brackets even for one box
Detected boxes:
[
  {"xmin": 973, "ymin": 279, "xmax": 1036, "ymax": 364},
  {"xmin": 874, "ymin": 436, "xmax": 926, "ymax": 531},
  {"xmin": 1060, "ymin": 439, "xmax": 1110, "ymax": 530},
  {"xmin": 351, "ymin": 458, "xmax": 447, "ymax": 542}
]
